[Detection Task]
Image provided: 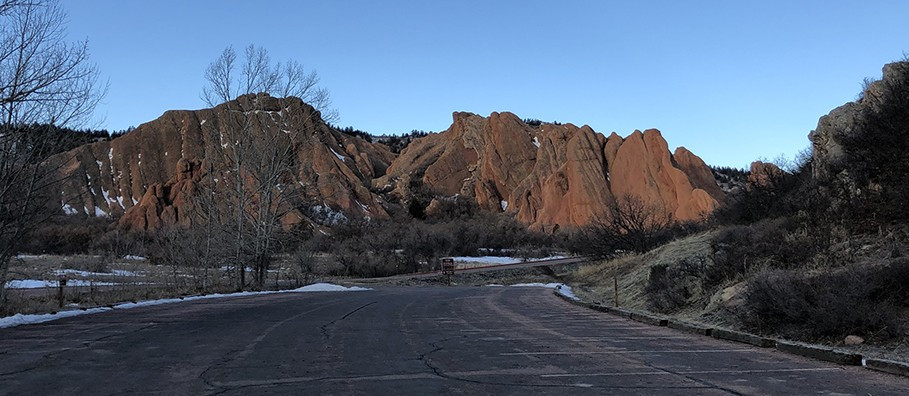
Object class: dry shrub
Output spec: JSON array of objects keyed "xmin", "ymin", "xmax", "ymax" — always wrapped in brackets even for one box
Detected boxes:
[
  {"xmin": 741, "ymin": 258, "xmax": 909, "ymax": 341},
  {"xmin": 645, "ymin": 256, "xmax": 710, "ymax": 313},
  {"xmin": 708, "ymin": 219, "xmax": 822, "ymax": 288},
  {"xmin": 20, "ymin": 215, "xmax": 112, "ymax": 255}
]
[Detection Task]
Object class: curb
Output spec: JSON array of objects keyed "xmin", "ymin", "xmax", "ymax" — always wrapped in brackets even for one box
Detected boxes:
[
  {"xmin": 775, "ymin": 341, "xmax": 862, "ymax": 366},
  {"xmin": 667, "ymin": 319, "xmax": 713, "ymax": 336},
  {"xmin": 864, "ymin": 358, "xmax": 909, "ymax": 377},
  {"xmin": 712, "ymin": 328, "xmax": 776, "ymax": 348},
  {"xmin": 629, "ymin": 311, "xmax": 669, "ymax": 326},
  {"xmin": 550, "ymin": 290, "xmax": 909, "ymax": 379},
  {"xmin": 603, "ymin": 306, "xmax": 633, "ymax": 318}
]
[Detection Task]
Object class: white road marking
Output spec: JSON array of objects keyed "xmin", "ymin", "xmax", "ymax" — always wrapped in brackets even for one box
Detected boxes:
[
  {"xmin": 540, "ymin": 367, "xmax": 841, "ymax": 378},
  {"xmin": 502, "ymin": 349, "xmax": 755, "ymax": 356},
  {"xmin": 480, "ymin": 336, "xmax": 690, "ymax": 341},
  {"xmin": 462, "ymin": 327, "xmax": 640, "ymax": 332}
]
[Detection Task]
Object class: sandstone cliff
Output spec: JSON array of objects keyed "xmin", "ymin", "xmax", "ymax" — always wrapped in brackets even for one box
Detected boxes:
[
  {"xmin": 52, "ymin": 97, "xmax": 723, "ymax": 231},
  {"xmin": 377, "ymin": 111, "xmax": 722, "ymax": 230},
  {"xmin": 49, "ymin": 94, "xmax": 395, "ymax": 230}
]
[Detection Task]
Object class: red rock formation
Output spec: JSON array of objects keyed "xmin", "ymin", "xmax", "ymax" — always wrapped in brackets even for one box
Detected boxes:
[
  {"xmin": 52, "ymin": 97, "xmax": 722, "ymax": 232},
  {"xmin": 379, "ymin": 112, "xmax": 722, "ymax": 229},
  {"xmin": 119, "ymin": 159, "xmax": 203, "ymax": 230},
  {"xmin": 747, "ymin": 161, "xmax": 784, "ymax": 187},
  {"xmin": 49, "ymin": 94, "xmax": 395, "ymax": 230}
]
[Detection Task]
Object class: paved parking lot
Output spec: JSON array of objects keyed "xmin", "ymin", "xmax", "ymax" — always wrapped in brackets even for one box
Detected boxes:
[{"xmin": 1, "ymin": 286, "xmax": 906, "ymax": 394}]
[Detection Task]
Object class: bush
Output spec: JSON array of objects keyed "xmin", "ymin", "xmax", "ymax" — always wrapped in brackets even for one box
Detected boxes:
[
  {"xmin": 741, "ymin": 259, "xmax": 909, "ymax": 341},
  {"xmin": 19, "ymin": 215, "xmax": 112, "ymax": 255},
  {"xmin": 310, "ymin": 211, "xmax": 555, "ymax": 278},
  {"xmin": 645, "ymin": 255, "xmax": 710, "ymax": 313},
  {"xmin": 839, "ymin": 61, "xmax": 909, "ymax": 229},
  {"xmin": 707, "ymin": 218, "xmax": 826, "ymax": 289},
  {"xmin": 569, "ymin": 195, "xmax": 682, "ymax": 259}
]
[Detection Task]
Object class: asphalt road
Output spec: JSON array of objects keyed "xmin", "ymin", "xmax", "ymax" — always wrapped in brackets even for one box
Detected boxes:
[{"xmin": 1, "ymin": 287, "xmax": 907, "ymax": 395}]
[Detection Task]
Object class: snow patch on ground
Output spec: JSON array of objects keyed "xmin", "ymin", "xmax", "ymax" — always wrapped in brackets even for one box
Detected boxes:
[
  {"xmin": 450, "ymin": 255, "xmax": 566, "ymax": 265},
  {"xmin": 94, "ymin": 206, "xmax": 108, "ymax": 218},
  {"xmin": 0, "ymin": 283, "xmax": 371, "ymax": 329},
  {"xmin": 53, "ymin": 269, "xmax": 140, "ymax": 277},
  {"xmin": 0, "ymin": 308, "xmax": 112, "ymax": 329},
  {"xmin": 62, "ymin": 203, "xmax": 78, "ymax": 215},
  {"xmin": 15, "ymin": 254, "xmax": 45, "ymax": 259},
  {"xmin": 123, "ymin": 255, "xmax": 146, "ymax": 261},
  {"xmin": 295, "ymin": 283, "xmax": 370, "ymax": 292},
  {"xmin": 310, "ymin": 205, "xmax": 348, "ymax": 225},
  {"xmin": 510, "ymin": 282, "xmax": 579, "ymax": 300},
  {"xmin": 5, "ymin": 279, "xmax": 118, "ymax": 289},
  {"xmin": 451, "ymin": 256, "xmax": 522, "ymax": 265}
]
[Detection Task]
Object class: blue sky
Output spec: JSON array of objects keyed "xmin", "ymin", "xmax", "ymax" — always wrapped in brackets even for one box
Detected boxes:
[{"xmin": 62, "ymin": 0, "xmax": 909, "ymax": 168}]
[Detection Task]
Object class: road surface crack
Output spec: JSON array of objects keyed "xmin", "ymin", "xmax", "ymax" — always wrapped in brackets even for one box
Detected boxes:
[
  {"xmin": 640, "ymin": 361, "xmax": 743, "ymax": 395},
  {"xmin": 320, "ymin": 301, "xmax": 377, "ymax": 340},
  {"xmin": 0, "ymin": 323, "xmax": 158, "ymax": 377},
  {"xmin": 415, "ymin": 337, "xmax": 715, "ymax": 390}
]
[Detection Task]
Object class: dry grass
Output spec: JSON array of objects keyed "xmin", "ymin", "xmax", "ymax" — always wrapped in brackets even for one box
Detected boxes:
[
  {"xmin": 0, "ymin": 284, "xmax": 239, "ymax": 317},
  {"xmin": 1, "ymin": 254, "xmax": 310, "ymax": 317},
  {"xmin": 564, "ymin": 224, "xmax": 909, "ymax": 363},
  {"xmin": 566, "ymin": 231, "xmax": 718, "ymax": 315}
]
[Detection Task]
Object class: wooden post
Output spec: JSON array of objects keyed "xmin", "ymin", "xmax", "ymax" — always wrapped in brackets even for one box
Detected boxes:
[
  {"xmin": 614, "ymin": 276, "xmax": 619, "ymax": 307},
  {"xmin": 57, "ymin": 275, "xmax": 67, "ymax": 308}
]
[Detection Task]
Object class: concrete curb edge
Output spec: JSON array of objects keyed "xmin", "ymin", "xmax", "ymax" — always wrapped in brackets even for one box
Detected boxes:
[{"xmin": 551, "ymin": 290, "xmax": 909, "ymax": 378}]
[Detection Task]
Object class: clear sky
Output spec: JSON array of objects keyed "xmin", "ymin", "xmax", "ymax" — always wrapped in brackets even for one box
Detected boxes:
[{"xmin": 61, "ymin": 0, "xmax": 909, "ymax": 168}]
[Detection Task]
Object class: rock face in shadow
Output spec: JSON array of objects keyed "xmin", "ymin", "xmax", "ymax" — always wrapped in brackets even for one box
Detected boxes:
[
  {"xmin": 49, "ymin": 94, "xmax": 395, "ymax": 230},
  {"xmin": 809, "ymin": 61, "xmax": 909, "ymax": 190},
  {"xmin": 377, "ymin": 112, "xmax": 722, "ymax": 230}
]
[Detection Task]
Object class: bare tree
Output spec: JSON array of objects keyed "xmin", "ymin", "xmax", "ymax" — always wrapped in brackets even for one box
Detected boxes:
[
  {"xmin": 575, "ymin": 194, "xmax": 674, "ymax": 258},
  {"xmin": 0, "ymin": 0, "xmax": 104, "ymax": 302},
  {"xmin": 199, "ymin": 45, "xmax": 331, "ymax": 289},
  {"xmin": 202, "ymin": 44, "xmax": 336, "ymax": 123}
]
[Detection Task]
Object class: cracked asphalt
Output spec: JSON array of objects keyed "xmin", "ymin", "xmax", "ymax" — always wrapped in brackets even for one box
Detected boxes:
[{"xmin": 1, "ymin": 287, "xmax": 908, "ymax": 395}]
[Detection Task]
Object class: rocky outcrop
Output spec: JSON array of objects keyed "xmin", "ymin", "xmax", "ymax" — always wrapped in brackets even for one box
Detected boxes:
[
  {"xmin": 53, "ymin": 96, "xmax": 722, "ymax": 232},
  {"xmin": 378, "ymin": 111, "xmax": 722, "ymax": 230},
  {"xmin": 747, "ymin": 161, "xmax": 784, "ymax": 187},
  {"xmin": 119, "ymin": 158, "xmax": 204, "ymax": 230},
  {"xmin": 809, "ymin": 61, "xmax": 909, "ymax": 184},
  {"xmin": 50, "ymin": 94, "xmax": 395, "ymax": 230}
]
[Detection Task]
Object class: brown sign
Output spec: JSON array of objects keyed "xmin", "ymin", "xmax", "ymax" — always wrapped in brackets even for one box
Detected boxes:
[{"xmin": 441, "ymin": 258, "xmax": 455, "ymax": 275}]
